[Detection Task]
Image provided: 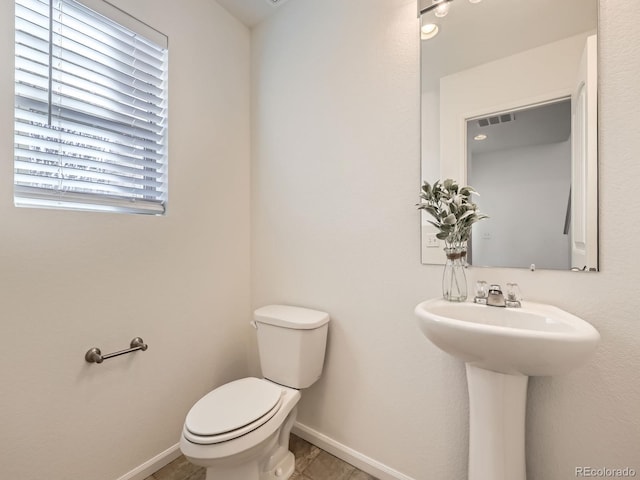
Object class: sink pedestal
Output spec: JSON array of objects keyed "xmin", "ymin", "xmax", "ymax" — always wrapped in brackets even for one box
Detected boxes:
[{"xmin": 466, "ymin": 364, "xmax": 528, "ymax": 480}]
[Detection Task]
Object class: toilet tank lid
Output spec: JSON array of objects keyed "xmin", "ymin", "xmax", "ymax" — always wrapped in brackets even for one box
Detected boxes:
[{"xmin": 254, "ymin": 305, "xmax": 330, "ymax": 329}]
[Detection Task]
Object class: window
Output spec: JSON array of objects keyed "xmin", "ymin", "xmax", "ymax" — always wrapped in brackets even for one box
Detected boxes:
[{"xmin": 14, "ymin": 0, "xmax": 168, "ymax": 214}]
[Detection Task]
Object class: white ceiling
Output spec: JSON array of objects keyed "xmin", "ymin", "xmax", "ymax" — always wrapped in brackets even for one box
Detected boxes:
[
  {"xmin": 421, "ymin": 0, "xmax": 598, "ymax": 90},
  {"xmin": 215, "ymin": 0, "xmax": 291, "ymax": 27},
  {"xmin": 467, "ymin": 99, "xmax": 572, "ymax": 155}
]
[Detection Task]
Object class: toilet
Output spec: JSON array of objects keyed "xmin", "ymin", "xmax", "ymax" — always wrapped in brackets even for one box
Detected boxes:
[{"xmin": 180, "ymin": 305, "xmax": 330, "ymax": 480}]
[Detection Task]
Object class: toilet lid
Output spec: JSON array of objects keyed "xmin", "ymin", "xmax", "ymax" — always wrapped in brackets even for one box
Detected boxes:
[{"xmin": 185, "ymin": 377, "xmax": 283, "ymax": 438}]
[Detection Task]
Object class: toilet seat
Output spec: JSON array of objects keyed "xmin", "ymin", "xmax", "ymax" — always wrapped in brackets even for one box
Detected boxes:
[{"xmin": 184, "ymin": 377, "xmax": 284, "ymax": 445}]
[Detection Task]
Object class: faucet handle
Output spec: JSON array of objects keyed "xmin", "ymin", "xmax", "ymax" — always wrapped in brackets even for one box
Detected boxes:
[
  {"xmin": 506, "ymin": 283, "xmax": 522, "ymax": 307},
  {"xmin": 474, "ymin": 281, "xmax": 488, "ymax": 304}
]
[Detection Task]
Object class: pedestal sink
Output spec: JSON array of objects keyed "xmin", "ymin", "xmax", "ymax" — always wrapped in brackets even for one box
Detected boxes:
[{"xmin": 414, "ymin": 299, "xmax": 600, "ymax": 480}]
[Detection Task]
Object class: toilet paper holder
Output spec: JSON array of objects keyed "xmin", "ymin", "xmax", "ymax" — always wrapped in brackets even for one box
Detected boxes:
[{"xmin": 85, "ymin": 337, "xmax": 148, "ymax": 364}]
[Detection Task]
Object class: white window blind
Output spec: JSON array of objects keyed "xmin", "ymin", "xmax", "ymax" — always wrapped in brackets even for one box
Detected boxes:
[{"xmin": 14, "ymin": 0, "xmax": 168, "ymax": 214}]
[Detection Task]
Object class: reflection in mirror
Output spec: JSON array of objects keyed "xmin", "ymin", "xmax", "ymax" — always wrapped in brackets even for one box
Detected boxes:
[
  {"xmin": 467, "ymin": 100, "xmax": 572, "ymax": 269},
  {"xmin": 419, "ymin": 0, "xmax": 598, "ymax": 271}
]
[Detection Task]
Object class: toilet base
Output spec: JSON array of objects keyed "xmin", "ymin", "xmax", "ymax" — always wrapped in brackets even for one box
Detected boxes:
[
  {"xmin": 205, "ymin": 452, "xmax": 295, "ymax": 480},
  {"xmin": 201, "ymin": 425, "xmax": 295, "ymax": 480},
  {"xmin": 203, "ymin": 451, "xmax": 293, "ymax": 480},
  {"xmin": 266, "ymin": 451, "xmax": 294, "ymax": 480}
]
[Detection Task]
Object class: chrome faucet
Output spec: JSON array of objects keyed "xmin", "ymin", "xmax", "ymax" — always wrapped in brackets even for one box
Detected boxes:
[
  {"xmin": 475, "ymin": 282, "xmax": 522, "ymax": 307},
  {"xmin": 486, "ymin": 284, "xmax": 506, "ymax": 307}
]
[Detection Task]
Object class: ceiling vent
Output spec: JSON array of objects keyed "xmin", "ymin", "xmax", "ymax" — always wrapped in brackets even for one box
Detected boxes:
[{"xmin": 477, "ymin": 113, "xmax": 515, "ymax": 128}]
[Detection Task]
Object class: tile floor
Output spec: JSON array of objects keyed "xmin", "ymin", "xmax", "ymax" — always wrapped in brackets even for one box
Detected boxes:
[{"xmin": 145, "ymin": 434, "xmax": 378, "ymax": 480}]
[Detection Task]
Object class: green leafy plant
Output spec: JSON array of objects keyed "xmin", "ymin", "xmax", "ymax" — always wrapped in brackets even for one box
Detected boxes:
[{"xmin": 417, "ymin": 178, "xmax": 488, "ymax": 248}]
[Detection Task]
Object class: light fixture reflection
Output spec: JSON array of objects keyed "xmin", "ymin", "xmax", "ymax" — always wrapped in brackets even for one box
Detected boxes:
[
  {"xmin": 474, "ymin": 134, "xmax": 488, "ymax": 141},
  {"xmin": 433, "ymin": 0, "xmax": 450, "ymax": 17},
  {"xmin": 419, "ymin": 0, "xmax": 482, "ymax": 20},
  {"xmin": 421, "ymin": 23, "xmax": 440, "ymax": 40}
]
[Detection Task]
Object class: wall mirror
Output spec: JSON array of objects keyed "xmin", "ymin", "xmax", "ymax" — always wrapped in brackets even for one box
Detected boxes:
[{"xmin": 419, "ymin": 0, "xmax": 599, "ymax": 271}]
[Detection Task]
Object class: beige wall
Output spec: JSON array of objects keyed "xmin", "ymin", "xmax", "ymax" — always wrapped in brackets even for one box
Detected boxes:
[
  {"xmin": 0, "ymin": 1, "xmax": 251, "ymax": 479},
  {"xmin": 252, "ymin": 0, "xmax": 640, "ymax": 478},
  {"xmin": 2, "ymin": 0, "xmax": 639, "ymax": 479}
]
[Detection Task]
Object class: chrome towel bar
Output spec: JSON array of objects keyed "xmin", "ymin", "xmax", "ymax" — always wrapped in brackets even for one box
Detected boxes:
[{"xmin": 85, "ymin": 337, "xmax": 148, "ymax": 364}]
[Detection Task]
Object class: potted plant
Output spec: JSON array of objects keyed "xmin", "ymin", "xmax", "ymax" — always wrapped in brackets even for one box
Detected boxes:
[{"xmin": 417, "ymin": 179, "xmax": 488, "ymax": 301}]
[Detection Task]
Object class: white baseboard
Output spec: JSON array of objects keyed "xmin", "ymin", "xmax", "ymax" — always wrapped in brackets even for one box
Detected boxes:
[
  {"xmin": 116, "ymin": 424, "xmax": 416, "ymax": 480},
  {"xmin": 115, "ymin": 443, "xmax": 182, "ymax": 480},
  {"xmin": 292, "ymin": 422, "xmax": 416, "ymax": 480}
]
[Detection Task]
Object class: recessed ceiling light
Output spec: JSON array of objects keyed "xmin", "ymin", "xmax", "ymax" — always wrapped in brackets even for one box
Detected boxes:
[
  {"xmin": 474, "ymin": 134, "xmax": 488, "ymax": 141},
  {"xmin": 421, "ymin": 23, "xmax": 439, "ymax": 40}
]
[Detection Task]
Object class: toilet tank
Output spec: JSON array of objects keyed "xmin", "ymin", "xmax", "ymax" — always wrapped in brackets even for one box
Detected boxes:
[{"xmin": 253, "ymin": 305, "xmax": 330, "ymax": 389}]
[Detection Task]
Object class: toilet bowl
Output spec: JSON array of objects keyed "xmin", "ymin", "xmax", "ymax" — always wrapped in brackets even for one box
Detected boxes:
[
  {"xmin": 180, "ymin": 305, "xmax": 329, "ymax": 480},
  {"xmin": 180, "ymin": 377, "xmax": 301, "ymax": 480}
]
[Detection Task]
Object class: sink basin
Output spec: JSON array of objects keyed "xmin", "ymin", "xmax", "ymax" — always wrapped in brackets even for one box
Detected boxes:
[
  {"xmin": 415, "ymin": 298, "xmax": 600, "ymax": 376},
  {"xmin": 415, "ymin": 298, "xmax": 600, "ymax": 480}
]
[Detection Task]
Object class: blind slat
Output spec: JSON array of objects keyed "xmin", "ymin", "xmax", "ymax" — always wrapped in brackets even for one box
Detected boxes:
[
  {"xmin": 55, "ymin": 58, "xmax": 164, "ymax": 104},
  {"xmin": 53, "ymin": 14, "xmax": 164, "ymax": 72},
  {"xmin": 54, "ymin": 5, "xmax": 165, "ymax": 67},
  {"xmin": 16, "ymin": 94, "xmax": 165, "ymax": 143},
  {"xmin": 15, "ymin": 149, "xmax": 164, "ymax": 181},
  {"xmin": 52, "ymin": 30, "xmax": 164, "ymax": 81},
  {"xmin": 15, "ymin": 103, "xmax": 165, "ymax": 150},
  {"xmin": 15, "ymin": 186, "xmax": 166, "ymax": 214},
  {"xmin": 16, "ymin": 63, "xmax": 165, "ymax": 116},
  {"xmin": 15, "ymin": 147, "xmax": 165, "ymax": 180},
  {"xmin": 14, "ymin": 127, "xmax": 165, "ymax": 170},
  {"xmin": 15, "ymin": 161, "xmax": 165, "ymax": 192},
  {"xmin": 15, "ymin": 174, "xmax": 164, "ymax": 200}
]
